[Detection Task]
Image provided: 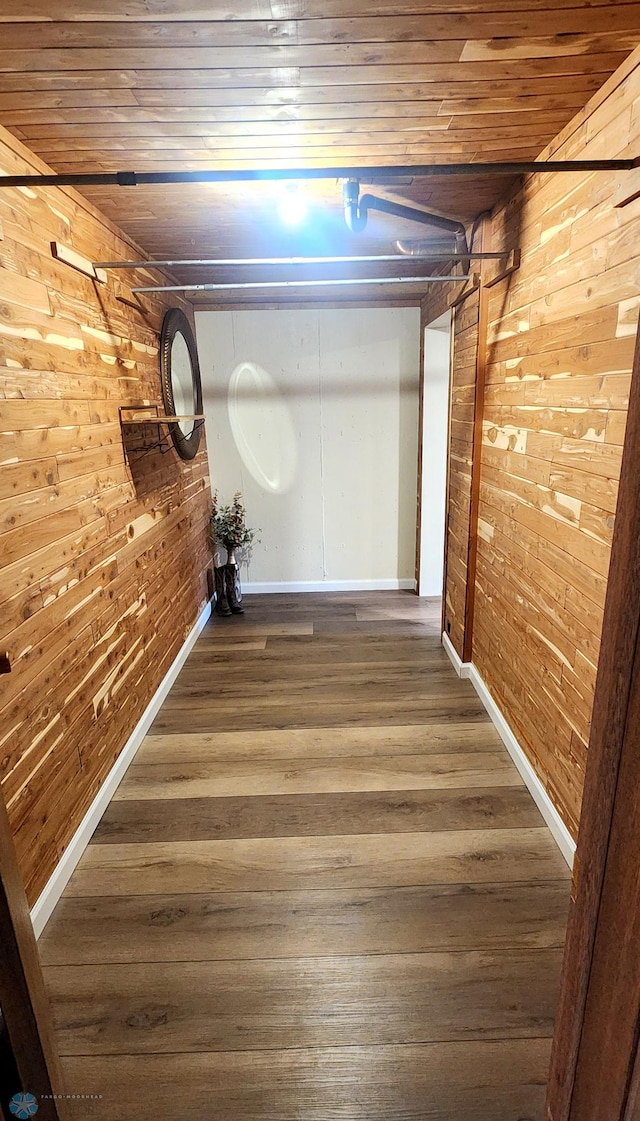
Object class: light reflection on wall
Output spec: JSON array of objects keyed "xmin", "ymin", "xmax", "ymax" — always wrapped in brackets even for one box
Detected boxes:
[{"xmin": 228, "ymin": 360, "xmax": 298, "ymax": 494}]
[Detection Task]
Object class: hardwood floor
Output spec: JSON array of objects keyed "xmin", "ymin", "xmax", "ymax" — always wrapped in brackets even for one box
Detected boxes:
[{"xmin": 38, "ymin": 591, "xmax": 569, "ymax": 1120}]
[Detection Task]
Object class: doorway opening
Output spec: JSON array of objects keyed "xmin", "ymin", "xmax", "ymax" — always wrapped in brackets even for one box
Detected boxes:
[{"xmin": 418, "ymin": 309, "xmax": 451, "ymax": 597}]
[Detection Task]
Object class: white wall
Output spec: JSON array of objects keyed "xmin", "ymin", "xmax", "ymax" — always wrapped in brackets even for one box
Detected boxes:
[
  {"xmin": 195, "ymin": 307, "xmax": 420, "ymax": 590},
  {"xmin": 420, "ymin": 315, "xmax": 451, "ymax": 596}
]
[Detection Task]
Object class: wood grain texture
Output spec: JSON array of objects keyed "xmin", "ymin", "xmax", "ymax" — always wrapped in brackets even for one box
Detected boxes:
[
  {"xmin": 40, "ymin": 593, "xmax": 568, "ymax": 1120},
  {"xmin": 57, "ymin": 1040, "xmax": 555, "ymax": 1121},
  {"xmin": 39, "ymin": 881, "xmax": 569, "ymax": 965},
  {"xmin": 132, "ymin": 721, "xmax": 501, "ymax": 762},
  {"xmin": 44, "ymin": 948, "xmax": 563, "ymax": 1054},
  {"xmin": 472, "ymin": 51, "xmax": 640, "ymax": 838},
  {"xmin": 93, "ymin": 786, "xmax": 543, "ymax": 843},
  {"xmin": 61, "ymin": 827, "xmax": 567, "ymax": 896},
  {"xmin": 0, "ymin": 121, "xmax": 212, "ymax": 905},
  {"xmin": 113, "ymin": 751, "xmax": 523, "ymax": 799},
  {"xmin": 0, "ymin": 7, "xmax": 635, "ymax": 303},
  {"xmin": 420, "ymin": 49, "xmax": 640, "ymax": 841},
  {"xmin": 423, "ymin": 268, "xmax": 482, "ymax": 658},
  {"xmin": 545, "ymin": 277, "xmax": 640, "ymax": 1120}
]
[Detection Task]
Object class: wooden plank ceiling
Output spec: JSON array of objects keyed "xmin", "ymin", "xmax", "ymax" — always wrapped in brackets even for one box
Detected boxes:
[{"xmin": 0, "ymin": 0, "xmax": 639, "ymax": 304}]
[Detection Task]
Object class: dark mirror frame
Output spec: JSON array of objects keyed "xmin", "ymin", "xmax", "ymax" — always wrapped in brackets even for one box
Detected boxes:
[{"xmin": 159, "ymin": 307, "xmax": 204, "ymax": 461}]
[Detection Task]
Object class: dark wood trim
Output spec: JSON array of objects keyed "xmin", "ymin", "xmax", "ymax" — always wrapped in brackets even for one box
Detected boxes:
[
  {"xmin": 483, "ymin": 248, "xmax": 522, "ymax": 289},
  {"xmin": 440, "ymin": 304, "xmax": 456, "ymax": 638},
  {"xmin": 414, "ymin": 301, "xmax": 427, "ymax": 594},
  {"xmin": 0, "ymin": 794, "xmax": 66, "ymax": 1120},
  {"xmin": 461, "ymin": 220, "xmax": 490, "ymax": 665},
  {"xmin": 447, "ymin": 272, "xmax": 481, "ymax": 308},
  {"xmin": 462, "ymin": 280, "xmax": 487, "ymax": 664},
  {"xmin": 568, "ymin": 622, "xmax": 640, "ymax": 1118},
  {"xmin": 545, "ymin": 317, "xmax": 640, "ymax": 1121}
]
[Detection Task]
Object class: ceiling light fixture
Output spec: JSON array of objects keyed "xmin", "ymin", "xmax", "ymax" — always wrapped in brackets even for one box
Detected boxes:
[{"xmin": 277, "ymin": 182, "xmax": 309, "ymax": 227}]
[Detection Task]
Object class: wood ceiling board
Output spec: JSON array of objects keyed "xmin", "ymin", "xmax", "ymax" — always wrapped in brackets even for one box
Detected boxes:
[
  {"xmin": 0, "ymin": 46, "xmax": 483, "ymax": 71},
  {"xmin": 47, "ymin": 157, "xmax": 543, "ymax": 176},
  {"xmin": 0, "ymin": 0, "xmax": 634, "ymax": 17},
  {"xmin": 5, "ymin": 10, "xmax": 640, "ymax": 46},
  {"xmin": 0, "ymin": 39, "xmax": 636, "ymax": 72},
  {"xmin": 0, "ymin": 78, "xmax": 607, "ymax": 108},
  {"xmin": 11, "ymin": 122, "xmax": 570, "ymax": 151},
  {"xmin": 13, "ymin": 107, "xmax": 573, "ymax": 132},
  {"xmin": 297, "ymin": 56, "xmax": 633, "ymax": 82},
  {"xmin": 0, "ymin": 70, "xmax": 616, "ymax": 95},
  {"xmin": 0, "ymin": 56, "xmax": 627, "ymax": 96},
  {"xmin": 0, "ymin": 7, "xmax": 636, "ymax": 306},
  {"xmin": 9, "ymin": 106, "xmax": 580, "ymax": 130}
]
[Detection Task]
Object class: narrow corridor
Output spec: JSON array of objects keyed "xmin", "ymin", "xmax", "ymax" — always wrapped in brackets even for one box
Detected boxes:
[{"xmin": 38, "ymin": 592, "xmax": 569, "ymax": 1120}]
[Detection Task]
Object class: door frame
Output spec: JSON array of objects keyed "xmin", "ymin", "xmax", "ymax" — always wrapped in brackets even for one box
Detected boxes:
[
  {"xmin": 0, "ymin": 792, "xmax": 65, "ymax": 1120},
  {"xmin": 415, "ymin": 309, "xmax": 452, "ymax": 599}
]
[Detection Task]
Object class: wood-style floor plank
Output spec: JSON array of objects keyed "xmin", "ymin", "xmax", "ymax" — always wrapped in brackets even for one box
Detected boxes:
[
  {"xmin": 59, "ymin": 1039, "xmax": 553, "ymax": 1121},
  {"xmin": 41, "ymin": 592, "xmax": 568, "ymax": 1121},
  {"xmin": 196, "ymin": 620, "xmax": 314, "ymax": 636},
  {"xmin": 138, "ymin": 722, "xmax": 496, "ymax": 762},
  {"xmin": 172, "ymin": 662, "xmax": 462, "ymax": 688},
  {"xmin": 114, "ymin": 752, "xmax": 523, "ymax": 800},
  {"xmin": 44, "ymin": 948, "xmax": 563, "ymax": 1055},
  {"xmin": 195, "ymin": 633, "xmax": 448, "ymax": 664},
  {"xmin": 64, "ymin": 828, "xmax": 568, "ymax": 897},
  {"xmin": 38, "ymin": 882, "xmax": 570, "ymax": 966},
  {"xmin": 94, "ymin": 787, "xmax": 543, "ymax": 843},
  {"xmin": 150, "ymin": 695, "xmax": 489, "ymax": 732}
]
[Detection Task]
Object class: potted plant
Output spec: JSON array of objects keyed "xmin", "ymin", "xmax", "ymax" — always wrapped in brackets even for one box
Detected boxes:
[{"xmin": 210, "ymin": 491, "xmax": 256, "ymax": 616}]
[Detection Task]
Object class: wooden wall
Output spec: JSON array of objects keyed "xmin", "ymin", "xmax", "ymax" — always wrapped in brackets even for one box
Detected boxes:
[
  {"xmin": 430, "ymin": 46, "xmax": 640, "ymax": 839},
  {"xmin": 0, "ymin": 124, "xmax": 212, "ymax": 907}
]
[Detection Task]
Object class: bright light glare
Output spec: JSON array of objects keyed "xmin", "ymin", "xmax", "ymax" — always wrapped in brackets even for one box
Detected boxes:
[{"xmin": 277, "ymin": 183, "xmax": 309, "ymax": 226}]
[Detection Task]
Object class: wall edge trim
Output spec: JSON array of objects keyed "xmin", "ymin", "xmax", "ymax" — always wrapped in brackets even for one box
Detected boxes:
[
  {"xmin": 442, "ymin": 631, "xmax": 472, "ymax": 678},
  {"xmin": 441, "ymin": 632, "xmax": 576, "ymax": 868},
  {"xmin": 242, "ymin": 579, "xmax": 416, "ymax": 594},
  {"xmin": 30, "ymin": 599, "xmax": 212, "ymax": 940}
]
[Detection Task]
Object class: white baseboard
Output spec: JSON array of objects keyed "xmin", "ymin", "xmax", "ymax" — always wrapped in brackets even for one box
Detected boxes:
[
  {"xmin": 442, "ymin": 631, "xmax": 472, "ymax": 679},
  {"xmin": 30, "ymin": 599, "xmax": 212, "ymax": 939},
  {"xmin": 441, "ymin": 632, "xmax": 575, "ymax": 869},
  {"xmin": 242, "ymin": 579, "xmax": 416, "ymax": 594}
]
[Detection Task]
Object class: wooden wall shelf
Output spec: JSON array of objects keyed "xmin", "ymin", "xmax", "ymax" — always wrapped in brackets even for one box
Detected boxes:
[
  {"xmin": 121, "ymin": 414, "xmax": 205, "ymax": 424},
  {"xmin": 119, "ymin": 406, "xmax": 205, "ymax": 456}
]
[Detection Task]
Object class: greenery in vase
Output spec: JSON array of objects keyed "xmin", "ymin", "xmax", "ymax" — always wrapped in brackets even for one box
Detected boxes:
[{"xmin": 210, "ymin": 491, "xmax": 257, "ymax": 560}]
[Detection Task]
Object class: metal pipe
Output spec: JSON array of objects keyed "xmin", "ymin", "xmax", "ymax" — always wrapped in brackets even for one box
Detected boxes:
[
  {"xmin": 342, "ymin": 180, "xmax": 467, "ymax": 251},
  {"xmin": 132, "ymin": 275, "xmax": 473, "ymax": 293},
  {"xmin": 397, "ymin": 239, "xmax": 478, "ymax": 256},
  {"xmin": 364, "ymin": 193, "xmax": 466, "ymax": 238},
  {"xmin": 94, "ymin": 251, "xmax": 509, "ymax": 269},
  {"xmin": 343, "ymin": 179, "xmax": 367, "ymax": 233},
  {"xmin": 0, "ymin": 159, "xmax": 637, "ymax": 189}
]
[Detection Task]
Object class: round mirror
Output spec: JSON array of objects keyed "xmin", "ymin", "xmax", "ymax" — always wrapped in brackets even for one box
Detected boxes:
[{"xmin": 159, "ymin": 307, "xmax": 203, "ymax": 460}]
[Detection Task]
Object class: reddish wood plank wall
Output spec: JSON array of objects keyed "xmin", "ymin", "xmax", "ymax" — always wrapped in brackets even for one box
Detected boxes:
[
  {"xmin": 422, "ymin": 280, "xmax": 481, "ymax": 658},
  {"xmin": 0, "ymin": 125, "xmax": 212, "ymax": 906},
  {"xmin": 427, "ymin": 48, "xmax": 640, "ymax": 838}
]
